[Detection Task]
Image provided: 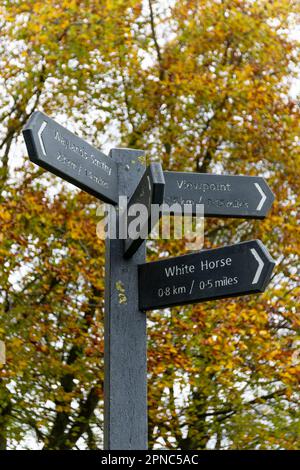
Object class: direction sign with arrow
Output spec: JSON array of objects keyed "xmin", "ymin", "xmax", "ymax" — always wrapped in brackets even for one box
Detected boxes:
[
  {"xmin": 123, "ymin": 163, "xmax": 165, "ymax": 258},
  {"xmin": 23, "ymin": 111, "xmax": 118, "ymax": 204},
  {"xmin": 163, "ymin": 171, "xmax": 274, "ymax": 219},
  {"xmin": 138, "ymin": 240, "xmax": 275, "ymax": 310}
]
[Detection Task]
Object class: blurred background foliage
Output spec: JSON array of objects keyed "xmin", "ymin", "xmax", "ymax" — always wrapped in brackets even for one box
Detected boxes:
[{"xmin": 0, "ymin": 0, "xmax": 299, "ymax": 449}]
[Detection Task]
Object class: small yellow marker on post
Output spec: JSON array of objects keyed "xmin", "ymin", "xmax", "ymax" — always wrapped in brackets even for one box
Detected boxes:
[{"xmin": 0, "ymin": 341, "xmax": 6, "ymax": 365}]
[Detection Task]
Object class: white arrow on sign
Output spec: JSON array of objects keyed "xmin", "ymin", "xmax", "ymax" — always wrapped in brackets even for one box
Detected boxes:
[
  {"xmin": 254, "ymin": 182, "xmax": 267, "ymax": 211},
  {"xmin": 250, "ymin": 248, "xmax": 264, "ymax": 284},
  {"xmin": 38, "ymin": 120, "xmax": 48, "ymax": 156}
]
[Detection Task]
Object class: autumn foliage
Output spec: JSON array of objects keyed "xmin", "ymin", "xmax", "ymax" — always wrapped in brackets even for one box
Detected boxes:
[{"xmin": 0, "ymin": 0, "xmax": 299, "ymax": 449}]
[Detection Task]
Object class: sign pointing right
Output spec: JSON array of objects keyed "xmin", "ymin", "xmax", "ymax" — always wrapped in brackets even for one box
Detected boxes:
[
  {"xmin": 138, "ymin": 240, "xmax": 275, "ymax": 311},
  {"xmin": 163, "ymin": 172, "xmax": 275, "ymax": 218}
]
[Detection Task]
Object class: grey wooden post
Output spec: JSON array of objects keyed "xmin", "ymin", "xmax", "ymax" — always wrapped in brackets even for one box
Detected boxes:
[{"xmin": 104, "ymin": 148, "xmax": 147, "ymax": 450}]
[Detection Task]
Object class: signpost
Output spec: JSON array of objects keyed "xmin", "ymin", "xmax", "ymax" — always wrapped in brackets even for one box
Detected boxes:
[
  {"xmin": 23, "ymin": 111, "xmax": 118, "ymax": 204},
  {"xmin": 163, "ymin": 171, "xmax": 274, "ymax": 218},
  {"xmin": 22, "ymin": 110, "xmax": 276, "ymax": 451},
  {"xmin": 138, "ymin": 240, "xmax": 275, "ymax": 310}
]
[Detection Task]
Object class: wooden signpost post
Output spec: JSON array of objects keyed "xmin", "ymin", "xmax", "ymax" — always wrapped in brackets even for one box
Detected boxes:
[{"xmin": 23, "ymin": 111, "xmax": 276, "ymax": 450}]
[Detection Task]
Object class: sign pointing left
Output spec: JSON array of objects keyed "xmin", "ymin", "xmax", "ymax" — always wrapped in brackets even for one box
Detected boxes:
[{"xmin": 23, "ymin": 111, "xmax": 118, "ymax": 204}]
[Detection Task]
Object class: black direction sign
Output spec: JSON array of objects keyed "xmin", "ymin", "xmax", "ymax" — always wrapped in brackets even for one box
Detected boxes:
[
  {"xmin": 163, "ymin": 172, "xmax": 274, "ymax": 219},
  {"xmin": 123, "ymin": 163, "xmax": 165, "ymax": 258},
  {"xmin": 23, "ymin": 111, "xmax": 118, "ymax": 204},
  {"xmin": 139, "ymin": 240, "xmax": 275, "ymax": 310}
]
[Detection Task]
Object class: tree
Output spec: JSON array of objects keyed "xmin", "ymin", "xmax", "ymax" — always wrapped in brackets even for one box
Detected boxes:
[{"xmin": 0, "ymin": 0, "xmax": 299, "ymax": 449}]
